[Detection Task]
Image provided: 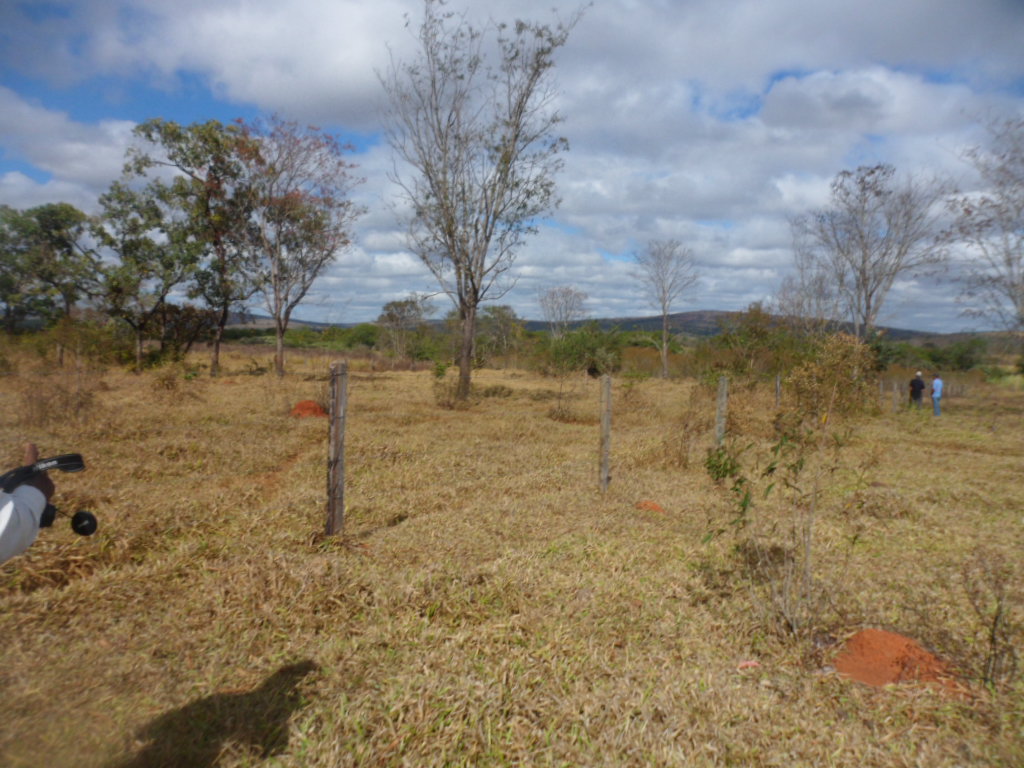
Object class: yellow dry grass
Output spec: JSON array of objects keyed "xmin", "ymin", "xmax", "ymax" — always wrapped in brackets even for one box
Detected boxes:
[{"xmin": 0, "ymin": 346, "xmax": 1021, "ymax": 767}]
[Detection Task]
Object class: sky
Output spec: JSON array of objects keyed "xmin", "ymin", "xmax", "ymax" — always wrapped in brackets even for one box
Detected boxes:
[{"xmin": 1, "ymin": 0, "xmax": 1023, "ymax": 333}]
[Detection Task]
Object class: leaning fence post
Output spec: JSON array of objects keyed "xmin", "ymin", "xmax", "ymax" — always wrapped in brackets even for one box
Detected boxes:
[
  {"xmin": 599, "ymin": 374, "xmax": 612, "ymax": 493},
  {"xmin": 715, "ymin": 375, "xmax": 729, "ymax": 447},
  {"xmin": 326, "ymin": 360, "xmax": 349, "ymax": 536}
]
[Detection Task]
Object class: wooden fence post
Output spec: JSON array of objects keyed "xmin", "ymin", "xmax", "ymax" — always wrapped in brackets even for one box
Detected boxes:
[
  {"xmin": 715, "ymin": 375, "xmax": 729, "ymax": 447},
  {"xmin": 599, "ymin": 374, "xmax": 612, "ymax": 493},
  {"xmin": 326, "ymin": 361, "xmax": 349, "ymax": 536},
  {"xmin": 775, "ymin": 373, "xmax": 782, "ymax": 408},
  {"xmin": 892, "ymin": 380, "xmax": 900, "ymax": 414}
]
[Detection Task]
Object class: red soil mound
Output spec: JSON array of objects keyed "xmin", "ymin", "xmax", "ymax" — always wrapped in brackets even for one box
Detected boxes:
[
  {"xmin": 635, "ymin": 500, "xmax": 666, "ymax": 513},
  {"xmin": 290, "ymin": 400, "xmax": 328, "ymax": 418},
  {"xmin": 834, "ymin": 628, "xmax": 958, "ymax": 691}
]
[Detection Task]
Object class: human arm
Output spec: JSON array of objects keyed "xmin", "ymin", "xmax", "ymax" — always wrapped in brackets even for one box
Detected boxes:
[
  {"xmin": 0, "ymin": 486, "xmax": 48, "ymax": 563},
  {"xmin": 0, "ymin": 444, "xmax": 55, "ymax": 564}
]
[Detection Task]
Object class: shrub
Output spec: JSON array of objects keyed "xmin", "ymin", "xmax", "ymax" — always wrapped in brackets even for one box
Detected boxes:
[
  {"xmin": 15, "ymin": 368, "xmax": 101, "ymax": 428},
  {"xmin": 541, "ymin": 323, "xmax": 623, "ymax": 377},
  {"xmin": 787, "ymin": 333, "xmax": 877, "ymax": 421}
]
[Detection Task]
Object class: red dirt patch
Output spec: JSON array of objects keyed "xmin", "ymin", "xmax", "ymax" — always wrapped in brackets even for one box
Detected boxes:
[
  {"xmin": 634, "ymin": 500, "xmax": 666, "ymax": 513},
  {"xmin": 834, "ymin": 628, "xmax": 960, "ymax": 693},
  {"xmin": 290, "ymin": 400, "xmax": 328, "ymax": 418}
]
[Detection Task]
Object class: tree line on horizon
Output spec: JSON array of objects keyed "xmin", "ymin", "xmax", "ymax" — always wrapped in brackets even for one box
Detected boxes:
[{"xmin": 1, "ymin": 0, "xmax": 1021, "ymax": 391}]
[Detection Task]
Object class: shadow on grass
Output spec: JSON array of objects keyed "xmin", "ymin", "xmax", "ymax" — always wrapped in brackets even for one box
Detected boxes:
[{"xmin": 110, "ymin": 660, "xmax": 318, "ymax": 768}]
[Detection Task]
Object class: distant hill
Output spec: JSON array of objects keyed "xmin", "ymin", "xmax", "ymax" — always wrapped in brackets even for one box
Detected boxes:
[
  {"xmin": 228, "ymin": 309, "xmax": 973, "ymax": 343},
  {"xmin": 228, "ymin": 309, "xmax": 736, "ymax": 335},
  {"xmin": 523, "ymin": 310, "xmax": 928, "ymax": 341},
  {"xmin": 522, "ymin": 310, "xmax": 730, "ymax": 336},
  {"xmin": 227, "ymin": 311, "xmax": 338, "ymax": 331}
]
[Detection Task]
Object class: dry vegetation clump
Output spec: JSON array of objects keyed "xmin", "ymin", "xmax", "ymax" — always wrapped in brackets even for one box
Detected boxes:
[
  {"xmin": 9, "ymin": 362, "xmax": 106, "ymax": 428},
  {"xmin": 0, "ymin": 345, "xmax": 1021, "ymax": 767}
]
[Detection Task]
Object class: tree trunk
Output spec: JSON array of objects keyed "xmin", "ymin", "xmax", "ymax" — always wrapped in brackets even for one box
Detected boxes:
[
  {"xmin": 275, "ymin": 323, "xmax": 286, "ymax": 378},
  {"xmin": 660, "ymin": 311, "xmax": 670, "ymax": 378},
  {"xmin": 456, "ymin": 302, "xmax": 477, "ymax": 401},
  {"xmin": 55, "ymin": 296, "xmax": 73, "ymax": 368},
  {"xmin": 135, "ymin": 327, "xmax": 144, "ymax": 373},
  {"xmin": 210, "ymin": 303, "xmax": 229, "ymax": 377}
]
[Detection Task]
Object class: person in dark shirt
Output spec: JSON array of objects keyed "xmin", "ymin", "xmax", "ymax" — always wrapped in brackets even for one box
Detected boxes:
[{"xmin": 909, "ymin": 371, "xmax": 926, "ymax": 408}]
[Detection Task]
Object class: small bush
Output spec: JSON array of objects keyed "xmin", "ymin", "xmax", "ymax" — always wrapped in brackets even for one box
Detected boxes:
[
  {"xmin": 151, "ymin": 364, "xmax": 183, "ymax": 392},
  {"xmin": 432, "ymin": 375, "xmax": 462, "ymax": 409},
  {"xmin": 16, "ymin": 369, "xmax": 101, "ymax": 427},
  {"xmin": 705, "ymin": 443, "xmax": 743, "ymax": 484},
  {"xmin": 962, "ymin": 547, "xmax": 1022, "ymax": 689},
  {"xmin": 547, "ymin": 404, "xmax": 575, "ymax": 422},
  {"xmin": 787, "ymin": 333, "xmax": 878, "ymax": 420}
]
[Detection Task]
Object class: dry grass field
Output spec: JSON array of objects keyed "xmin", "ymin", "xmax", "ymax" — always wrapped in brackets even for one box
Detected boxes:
[{"xmin": 1, "ymin": 344, "xmax": 1022, "ymax": 767}]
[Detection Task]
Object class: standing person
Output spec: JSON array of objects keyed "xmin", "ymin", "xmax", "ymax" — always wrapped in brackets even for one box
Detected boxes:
[
  {"xmin": 909, "ymin": 371, "xmax": 926, "ymax": 409},
  {"xmin": 0, "ymin": 443, "xmax": 55, "ymax": 564},
  {"xmin": 931, "ymin": 373, "xmax": 944, "ymax": 416}
]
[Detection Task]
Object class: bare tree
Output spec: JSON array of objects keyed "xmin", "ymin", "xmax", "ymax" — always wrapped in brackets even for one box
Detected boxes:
[
  {"xmin": 791, "ymin": 164, "xmax": 948, "ymax": 339},
  {"xmin": 377, "ymin": 293, "xmax": 433, "ymax": 360},
  {"xmin": 633, "ymin": 239, "xmax": 698, "ymax": 377},
  {"xmin": 240, "ymin": 116, "xmax": 364, "ymax": 377},
  {"xmin": 382, "ymin": 0, "xmax": 580, "ymax": 401},
  {"xmin": 539, "ymin": 285, "xmax": 588, "ymax": 339},
  {"xmin": 950, "ymin": 117, "xmax": 1024, "ymax": 347},
  {"xmin": 772, "ymin": 240, "xmax": 842, "ymax": 338}
]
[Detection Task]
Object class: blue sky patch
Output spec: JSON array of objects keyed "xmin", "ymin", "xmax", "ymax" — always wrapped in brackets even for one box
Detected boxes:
[{"xmin": 16, "ymin": 2, "xmax": 71, "ymax": 23}]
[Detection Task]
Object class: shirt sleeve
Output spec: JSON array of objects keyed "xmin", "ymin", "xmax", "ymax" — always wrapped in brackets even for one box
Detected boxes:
[{"xmin": 0, "ymin": 486, "xmax": 47, "ymax": 564}]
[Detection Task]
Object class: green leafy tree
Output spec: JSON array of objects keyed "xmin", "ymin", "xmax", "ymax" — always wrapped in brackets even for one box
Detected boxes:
[
  {"xmin": 0, "ymin": 203, "xmax": 97, "ymax": 363},
  {"xmin": 709, "ymin": 303, "xmax": 807, "ymax": 378},
  {"xmin": 547, "ymin": 322, "xmax": 623, "ymax": 377},
  {"xmin": 378, "ymin": 294, "xmax": 432, "ymax": 360},
  {"xmin": 0, "ymin": 205, "xmax": 47, "ymax": 333},
  {"xmin": 152, "ymin": 302, "xmax": 217, "ymax": 360},
  {"xmin": 476, "ymin": 305, "xmax": 525, "ymax": 366},
  {"xmin": 322, "ymin": 323, "xmax": 379, "ymax": 350},
  {"xmin": 348, "ymin": 323, "xmax": 380, "ymax": 349},
  {"xmin": 93, "ymin": 181, "xmax": 201, "ymax": 370},
  {"xmin": 23, "ymin": 202, "xmax": 96, "ymax": 325},
  {"xmin": 128, "ymin": 118, "xmax": 259, "ymax": 376}
]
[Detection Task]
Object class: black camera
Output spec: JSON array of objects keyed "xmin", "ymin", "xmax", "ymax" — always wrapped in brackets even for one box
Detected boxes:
[{"xmin": 1, "ymin": 453, "xmax": 98, "ymax": 536}]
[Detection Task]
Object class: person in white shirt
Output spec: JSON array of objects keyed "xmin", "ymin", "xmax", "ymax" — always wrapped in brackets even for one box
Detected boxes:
[{"xmin": 0, "ymin": 443, "xmax": 55, "ymax": 564}]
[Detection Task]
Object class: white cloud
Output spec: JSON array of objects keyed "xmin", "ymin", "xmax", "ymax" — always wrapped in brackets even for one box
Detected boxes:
[
  {"xmin": 0, "ymin": 87, "xmax": 135, "ymax": 202},
  {"xmin": 1, "ymin": 0, "xmax": 1022, "ymax": 331},
  {"xmin": 0, "ymin": 172, "xmax": 97, "ymax": 212}
]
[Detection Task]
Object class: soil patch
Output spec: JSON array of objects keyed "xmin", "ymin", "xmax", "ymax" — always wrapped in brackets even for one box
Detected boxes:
[
  {"xmin": 290, "ymin": 400, "xmax": 328, "ymax": 418},
  {"xmin": 834, "ymin": 628, "xmax": 960, "ymax": 693},
  {"xmin": 635, "ymin": 500, "xmax": 666, "ymax": 513}
]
